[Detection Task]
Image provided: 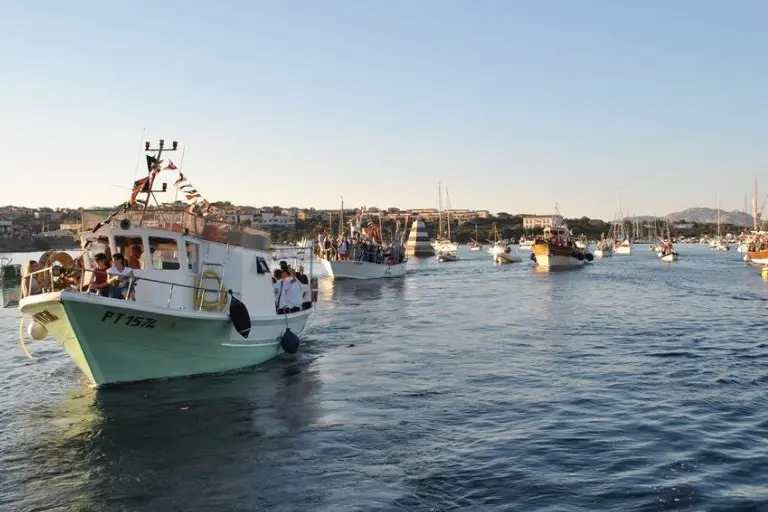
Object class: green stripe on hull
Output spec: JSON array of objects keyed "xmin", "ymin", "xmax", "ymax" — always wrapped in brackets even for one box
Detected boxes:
[{"xmin": 58, "ymin": 300, "xmax": 307, "ymax": 386}]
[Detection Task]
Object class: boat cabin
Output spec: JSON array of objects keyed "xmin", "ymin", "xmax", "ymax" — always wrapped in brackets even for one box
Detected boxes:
[{"xmin": 78, "ymin": 215, "xmax": 277, "ymax": 315}]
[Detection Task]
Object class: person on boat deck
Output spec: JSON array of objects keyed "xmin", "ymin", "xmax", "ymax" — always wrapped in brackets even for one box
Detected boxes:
[
  {"xmin": 96, "ymin": 236, "xmax": 112, "ymax": 261},
  {"xmin": 107, "ymin": 253, "xmax": 136, "ymax": 300},
  {"xmin": 126, "ymin": 244, "xmax": 143, "ymax": 270},
  {"xmin": 272, "ymin": 269, "xmax": 283, "ymax": 306},
  {"xmin": 90, "ymin": 253, "xmax": 111, "ymax": 296},
  {"xmin": 22, "ymin": 260, "xmax": 41, "ymax": 297},
  {"xmin": 338, "ymin": 239, "xmax": 348, "ymax": 261},
  {"xmin": 276, "ymin": 268, "xmax": 302, "ymax": 314},
  {"xmin": 298, "ymin": 273, "xmax": 312, "ymax": 310}
]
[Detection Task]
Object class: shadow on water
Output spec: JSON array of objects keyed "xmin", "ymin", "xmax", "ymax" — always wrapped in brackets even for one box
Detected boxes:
[{"xmin": 4, "ymin": 361, "xmax": 328, "ymax": 511}]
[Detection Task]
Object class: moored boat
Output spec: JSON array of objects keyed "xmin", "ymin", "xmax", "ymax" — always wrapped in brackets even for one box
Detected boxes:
[
  {"xmin": 531, "ymin": 210, "xmax": 593, "ymax": 268},
  {"xmin": 594, "ymin": 238, "xmax": 613, "ymax": 258},
  {"xmin": 17, "ymin": 139, "xmax": 314, "ymax": 387},
  {"xmin": 318, "ymin": 204, "xmax": 407, "ymax": 280}
]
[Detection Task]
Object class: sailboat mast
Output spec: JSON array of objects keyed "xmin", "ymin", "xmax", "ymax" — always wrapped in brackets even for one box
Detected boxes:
[
  {"xmin": 754, "ymin": 176, "xmax": 759, "ymax": 230},
  {"xmin": 717, "ymin": 191, "xmax": 721, "ymax": 237},
  {"xmin": 445, "ymin": 187, "xmax": 452, "ymax": 241},
  {"xmin": 339, "ymin": 196, "xmax": 344, "ymax": 238},
  {"xmin": 437, "ymin": 181, "xmax": 443, "ymax": 239}
]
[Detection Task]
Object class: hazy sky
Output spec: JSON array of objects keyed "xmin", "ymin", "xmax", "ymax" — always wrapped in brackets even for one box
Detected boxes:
[{"xmin": 2, "ymin": 1, "xmax": 767, "ymax": 220}]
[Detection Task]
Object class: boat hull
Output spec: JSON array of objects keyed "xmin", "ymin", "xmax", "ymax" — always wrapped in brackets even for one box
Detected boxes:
[
  {"xmin": 518, "ymin": 242, "xmax": 533, "ymax": 251},
  {"xmin": 594, "ymin": 248, "xmax": 613, "ymax": 258},
  {"xmin": 660, "ymin": 253, "xmax": 678, "ymax": 262},
  {"xmin": 490, "ymin": 246, "xmax": 521, "ymax": 263},
  {"xmin": 747, "ymin": 249, "xmax": 768, "ymax": 265},
  {"xmin": 19, "ymin": 291, "xmax": 310, "ymax": 387},
  {"xmin": 320, "ymin": 259, "xmax": 406, "ymax": 280},
  {"xmin": 615, "ymin": 244, "xmax": 632, "ymax": 255},
  {"xmin": 532, "ymin": 243, "xmax": 589, "ymax": 268},
  {"xmin": 436, "ymin": 252, "xmax": 457, "ymax": 262}
]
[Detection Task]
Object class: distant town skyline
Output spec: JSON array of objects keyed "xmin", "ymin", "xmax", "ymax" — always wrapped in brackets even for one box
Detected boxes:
[{"xmin": 2, "ymin": 1, "xmax": 768, "ymax": 218}]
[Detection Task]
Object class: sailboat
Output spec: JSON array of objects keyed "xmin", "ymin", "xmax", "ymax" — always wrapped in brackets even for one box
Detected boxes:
[
  {"xmin": 17, "ymin": 138, "xmax": 314, "ymax": 387},
  {"xmin": 614, "ymin": 195, "xmax": 632, "ymax": 255},
  {"xmin": 433, "ymin": 183, "xmax": 458, "ymax": 262},
  {"xmin": 594, "ymin": 233, "xmax": 614, "ymax": 258},
  {"xmin": 468, "ymin": 224, "xmax": 482, "ymax": 251},
  {"xmin": 488, "ymin": 223, "xmax": 521, "ymax": 263},
  {"xmin": 710, "ymin": 192, "xmax": 729, "ymax": 251},
  {"xmin": 658, "ymin": 218, "xmax": 679, "ymax": 262}
]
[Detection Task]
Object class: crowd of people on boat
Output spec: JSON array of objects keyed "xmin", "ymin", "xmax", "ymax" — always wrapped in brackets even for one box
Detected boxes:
[
  {"xmin": 315, "ymin": 232, "xmax": 406, "ymax": 265},
  {"xmin": 272, "ymin": 260, "xmax": 312, "ymax": 314},
  {"xmin": 21, "ymin": 251, "xmax": 138, "ymax": 300}
]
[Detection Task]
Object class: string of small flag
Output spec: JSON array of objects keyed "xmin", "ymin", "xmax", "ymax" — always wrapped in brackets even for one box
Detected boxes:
[{"xmin": 126, "ymin": 156, "xmax": 215, "ymax": 216}]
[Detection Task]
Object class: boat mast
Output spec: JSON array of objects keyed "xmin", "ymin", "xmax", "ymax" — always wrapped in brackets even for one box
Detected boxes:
[
  {"xmin": 139, "ymin": 139, "xmax": 178, "ymax": 227},
  {"xmin": 437, "ymin": 181, "xmax": 443, "ymax": 239},
  {"xmin": 754, "ymin": 176, "xmax": 759, "ymax": 230},
  {"xmin": 445, "ymin": 187, "xmax": 452, "ymax": 241},
  {"xmin": 339, "ymin": 196, "xmax": 344, "ymax": 239}
]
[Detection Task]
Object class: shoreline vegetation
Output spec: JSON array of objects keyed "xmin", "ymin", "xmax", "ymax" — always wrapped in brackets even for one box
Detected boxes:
[
  {"xmin": 0, "ymin": 217, "xmax": 746, "ymax": 254},
  {"xmin": 269, "ymin": 217, "xmax": 748, "ymax": 245},
  {"xmin": 0, "ymin": 237, "xmax": 79, "ymax": 254}
]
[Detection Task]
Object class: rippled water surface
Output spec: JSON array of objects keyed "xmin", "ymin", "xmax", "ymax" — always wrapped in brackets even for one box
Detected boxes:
[{"xmin": 1, "ymin": 246, "xmax": 767, "ymax": 511}]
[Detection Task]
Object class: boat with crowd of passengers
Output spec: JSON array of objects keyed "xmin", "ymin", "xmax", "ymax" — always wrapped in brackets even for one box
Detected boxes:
[{"xmin": 18, "ymin": 139, "xmax": 314, "ymax": 387}]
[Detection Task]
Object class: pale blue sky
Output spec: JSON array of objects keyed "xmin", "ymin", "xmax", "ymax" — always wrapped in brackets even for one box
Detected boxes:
[{"xmin": 1, "ymin": 0, "xmax": 767, "ymax": 220}]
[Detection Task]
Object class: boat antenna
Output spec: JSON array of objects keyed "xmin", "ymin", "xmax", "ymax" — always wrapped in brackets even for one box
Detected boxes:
[{"xmin": 139, "ymin": 139, "xmax": 178, "ymax": 227}]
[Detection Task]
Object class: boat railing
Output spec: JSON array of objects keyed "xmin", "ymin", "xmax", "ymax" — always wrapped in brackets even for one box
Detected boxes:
[
  {"xmin": 81, "ymin": 208, "xmax": 271, "ymax": 251},
  {"xmin": 21, "ymin": 265, "xmax": 236, "ymax": 311}
]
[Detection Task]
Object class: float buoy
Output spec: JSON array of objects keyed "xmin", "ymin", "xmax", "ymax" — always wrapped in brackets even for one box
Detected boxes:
[
  {"xmin": 228, "ymin": 292, "xmax": 251, "ymax": 338},
  {"xmin": 27, "ymin": 321, "xmax": 47, "ymax": 340},
  {"xmin": 530, "ymin": 253, "xmax": 536, "ymax": 262},
  {"xmin": 280, "ymin": 328, "xmax": 300, "ymax": 354},
  {"xmin": 585, "ymin": 253, "xmax": 594, "ymax": 262},
  {"xmin": 119, "ymin": 218, "xmax": 131, "ymax": 230},
  {"xmin": 577, "ymin": 252, "xmax": 585, "ymax": 261}
]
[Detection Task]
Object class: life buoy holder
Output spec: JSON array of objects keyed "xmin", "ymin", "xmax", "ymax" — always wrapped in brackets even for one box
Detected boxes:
[{"xmin": 195, "ymin": 270, "xmax": 228, "ymax": 312}]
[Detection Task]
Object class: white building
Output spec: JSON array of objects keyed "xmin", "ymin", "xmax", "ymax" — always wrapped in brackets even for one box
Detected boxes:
[
  {"xmin": 257, "ymin": 212, "xmax": 296, "ymax": 228},
  {"xmin": 523, "ymin": 214, "xmax": 563, "ymax": 230},
  {"xmin": 0, "ymin": 220, "xmax": 12, "ymax": 236}
]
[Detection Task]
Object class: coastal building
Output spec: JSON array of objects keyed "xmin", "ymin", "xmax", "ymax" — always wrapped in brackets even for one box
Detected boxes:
[
  {"xmin": 257, "ymin": 212, "xmax": 296, "ymax": 228},
  {"xmin": 405, "ymin": 219, "xmax": 434, "ymax": 257},
  {"xmin": 0, "ymin": 220, "xmax": 12, "ymax": 237},
  {"xmin": 523, "ymin": 214, "xmax": 563, "ymax": 230}
]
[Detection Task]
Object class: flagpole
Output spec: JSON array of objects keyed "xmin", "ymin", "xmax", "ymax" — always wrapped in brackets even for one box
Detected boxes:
[
  {"xmin": 133, "ymin": 127, "xmax": 146, "ymax": 181},
  {"xmin": 174, "ymin": 146, "xmax": 186, "ymax": 204}
]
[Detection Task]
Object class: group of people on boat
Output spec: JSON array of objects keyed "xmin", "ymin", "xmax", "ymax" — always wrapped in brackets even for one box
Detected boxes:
[
  {"xmin": 316, "ymin": 233, "xmax": 406, "ymax": 265},
  {"xmin": 660, "ymin": 240, "xmax": 676, "ymax": 256},
  {"xmin": 21, "ymin": 251, "xmax": 137, "ymax": 300},
  {"xmin": 272, "ymin": 260, "xmax": 312, "ymax": 314}
]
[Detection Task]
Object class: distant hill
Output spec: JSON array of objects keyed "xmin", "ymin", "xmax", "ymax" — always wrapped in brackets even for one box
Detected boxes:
[{"xmin": 665, "ymin": 208, "xmax": 754, "ymax": 227}]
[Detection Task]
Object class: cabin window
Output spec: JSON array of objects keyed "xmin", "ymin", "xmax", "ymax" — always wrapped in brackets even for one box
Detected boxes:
[
  {"xmin": 186, "ymin": 241, "xmax": 200, "ymax": 273},
  {"xmin": 115, "ymin": 236, "xmax": 145, "ymax": 270},
  {"xmin": 148, "ymin": 237, "xmax": 180, "ymax": 270},
  {"xmin": 256, "ymin": 256, "xmax": 270, "ymax": 274}
]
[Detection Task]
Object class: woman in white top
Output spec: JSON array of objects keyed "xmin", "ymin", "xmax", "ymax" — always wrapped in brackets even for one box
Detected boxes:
[{"xmin": 107, "ymin": 253, "xmax": 136, "ymax": 300}]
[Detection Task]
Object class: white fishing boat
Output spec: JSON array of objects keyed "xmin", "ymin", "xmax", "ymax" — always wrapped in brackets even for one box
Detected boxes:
[
  {"xmin": 613, "ymin": 195, "xmax": 633, "ymax": 255},
  {"xmin": 531, "ymin": 208, "xmax": 594, "ymax": 268},
  {"xmin": 318, "ymin": 201, "xmax": 408, "ymax": 280},
  {"xmin": 518, "ymin": 236, "xmax": 533, "ymax": 251},
  {"xmin": 594, "ymin": 237, "xmax": 613, "ymax": 258},
  {"xmin": 17, "ymin": 139, "xmax": 314, "ymax": 387},
  {"xmin": 658, "ymin": 219, "xmax": 678, "ymax": 262},
  {"xmin": 487, "ymin": 223, "xmax": 521, "ymax": 263},
  {"xmin": 468, "ymin": 225, "xmax": 482, "ymax": 251}
]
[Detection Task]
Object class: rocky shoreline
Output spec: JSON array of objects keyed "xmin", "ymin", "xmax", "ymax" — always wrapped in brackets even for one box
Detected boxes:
[{"xmin": 0, "ymin": 237, "xmax": 79, "ymax": 254}]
